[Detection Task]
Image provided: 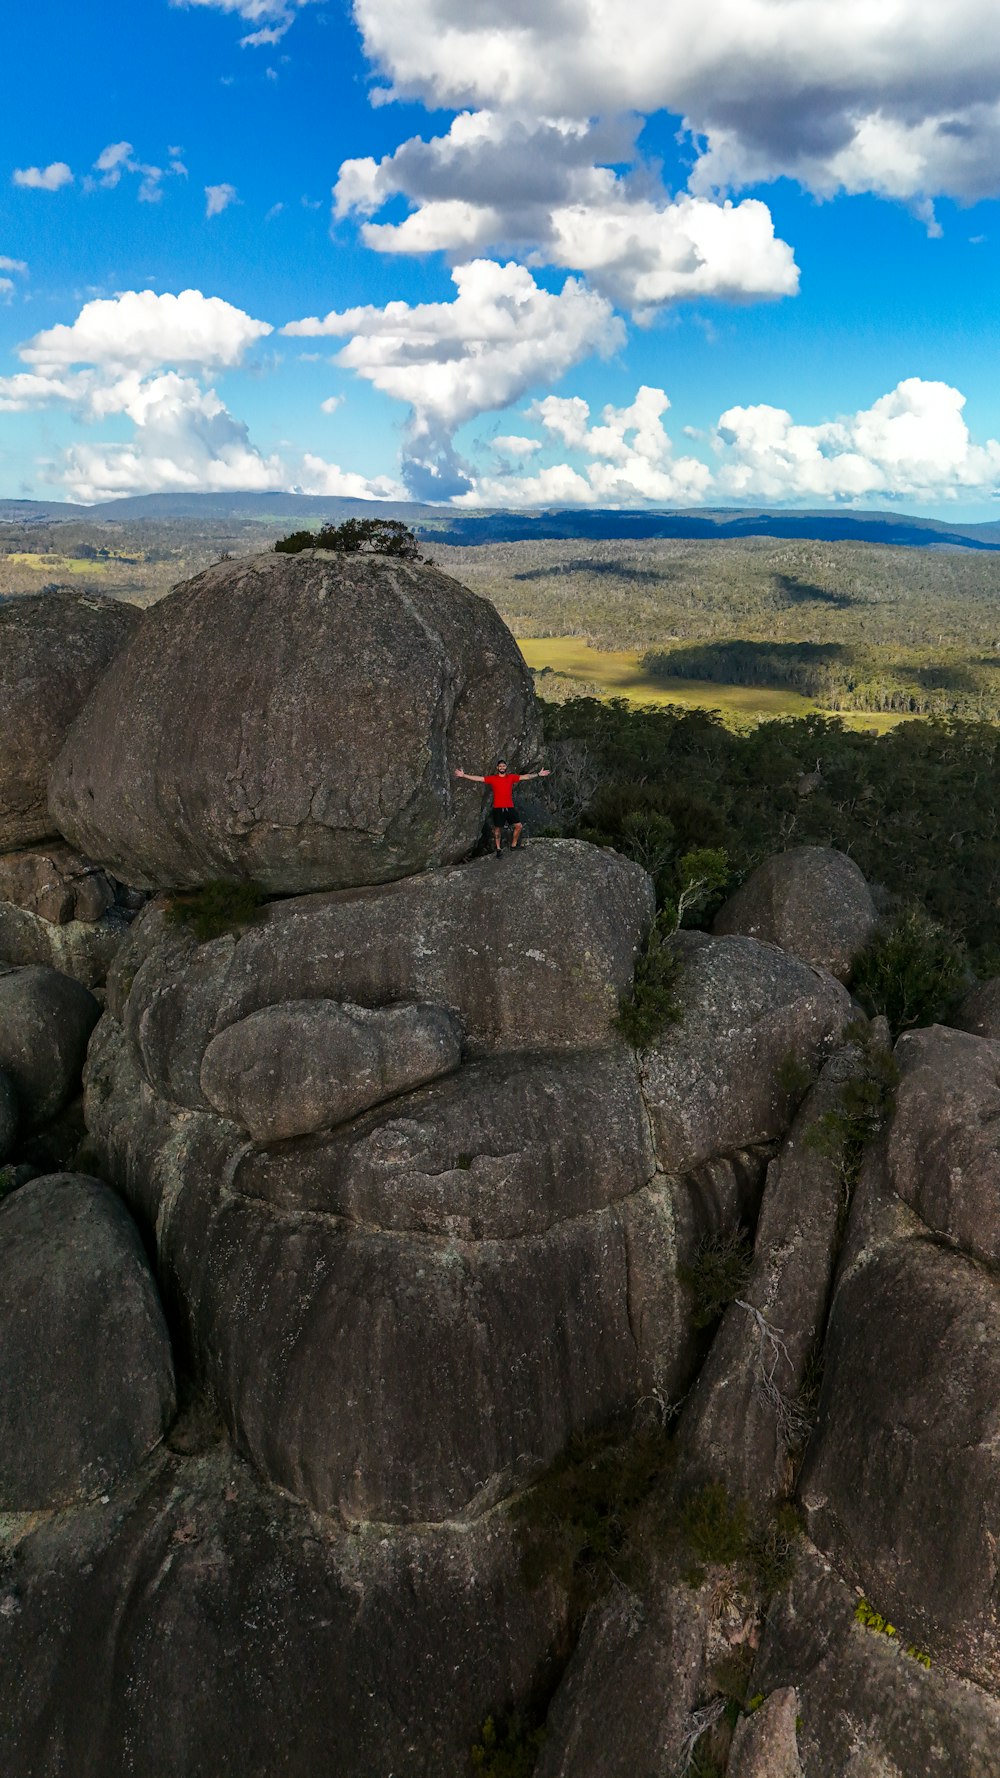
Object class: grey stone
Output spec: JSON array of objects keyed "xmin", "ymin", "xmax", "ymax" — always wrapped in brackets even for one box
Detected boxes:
[
  {"xmin": 200, "ymin": 998, "xmax": 463, "ymax": 1141},
  {"xmin": 85, "ymin": 1023, "xmax": 702, "ymax": 1524},
  {"xmin": 0, "ymin": 964, "xmax": 100, "ymax": 1129},
  {"xmin": 0, "ymin": 590, "xmax": 139, "ymax": 851},
  {"xmin": 0, "ymin": 1445, "xmax": 565, "ymax": 1778},
  {"xmin": 886, "ymin": 1024, "xmax": 1000, "ymax": 1267},
  {"xmin": 0, "ymin": 1174, "xmax": 175, "ymax": 1509},
  {"xmin": 727, "ymin": 1689, "xmax": 803, "ymax": 1778},
  {"xmin": 0, "ymin": 900, "xmax": 128, "ymax": 988},
  {"xmin": 639, "ymin": 932, "xmax": 852, "ymax": 1175},
  {"xmin": 0, "ymin": 1069, "xmax": 17, "ymax": 1164},
  {"xmin": 756, "ymin": 1541, "xmax": 1000, "ymax": 1778},
  {"xmin": 0, "ymin": 843, "xmax": 115, "ymax": 923},
  {"xmin": 49, "ymin": 550, "xmax": 540, "ymax": 894},
  {"xmin": 114, "ymin": 841, "xmax": 654, "ymax": 1109},
  {"xmin": 713, "ymin": 845, "xmax": 877, "ymax": 981},
  {"xmin": 799, "ymin": 1172, "xmax": 1000, "ymax": 1692},
  {"xmin": 675, "ymin": 1038, "xmax": 875, "ymax": 1511}
]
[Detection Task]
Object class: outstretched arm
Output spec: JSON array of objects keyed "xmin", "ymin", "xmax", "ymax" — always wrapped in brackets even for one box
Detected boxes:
[
  {"xmin": 454, "ymin": 768, "xmax": 486, "ymax": 782},
  {"xmin": 518, "ymin": 768, "xmax": 551, "ymax": 780}
]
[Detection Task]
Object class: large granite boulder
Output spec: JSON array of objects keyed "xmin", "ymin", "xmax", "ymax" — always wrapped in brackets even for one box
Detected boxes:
[
  {"xmin": 0, "ymin": 1174, "xmax": 175, "ymax": 1508},
  {"xmin": 49, "ymin": 550, "xmax": 540, "ymax": 894},
  {"xmin": 85, "ymin": 1022, "xmax": 698, "ymax": 1523},
  {"xmin": 0, "ymin": 591, "xmax": 139, "ymax": 851},
  {"xmin": 713, "ymin": 846, "xmax": 877, "ymax": 982},
  {"xmin": 756, "ymin": 1540, "xmax": 1000, "ymax": 1778},
  {"xmin": 800, "ymin": 1172, "xmax": 1000, "ymax": 1691},
  {"xmin": 885, "ymin": 1024, "xmax": 1000, "ymax": 1268},
  {"xmin": 954, "ymin": 975, "xmax": 1000, "ymax": 1040},
  {"xmin": 674, "ymin": 1036, "xmax": 875, "ymax": 1510},
  {"xmin": 0, "ymin": 964, "xmax": 100, "ymax": 1129},
  {"xmin": 111, "ymin": 841, "xmax": 654, "ymax": 1110},
  {"xmin": 0, "ymin": 1444, "xmax": 566, "ymax": 1778},
  {"xmin": 640, "ymin": 932, "xmax": 852, "ymax": 1175}
]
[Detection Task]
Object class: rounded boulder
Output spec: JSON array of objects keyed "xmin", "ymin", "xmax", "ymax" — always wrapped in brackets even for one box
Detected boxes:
[
  {"xmin": 0, "ymin": 591, "xmax": 139, "ymax": 851},
  {"xmin": 0, "ymin": 1173, "xmax": 175, "ymax": 1508},
  {"xmin": 48, "ymin": 551, "xmax": 541, "ymax": 894},
  {"xmin": 713, "ymin": 845, "xmax": 877, "ymax": 982},
  {"xmin": 0, "ymin": 964, "xmax": 100, "ymax": 1130}
]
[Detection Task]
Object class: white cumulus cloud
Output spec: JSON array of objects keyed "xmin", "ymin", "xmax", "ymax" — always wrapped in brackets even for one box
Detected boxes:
[
  {"xmin": 12, "ymin": 162, "xmax": 73, "ymax": 191},
  {"xmin": 22, "ymin": 288, "xmax": 272, "ymax": 374},
  {"xmin": 170, "ymin": 0, "xmax": 317, "ymax": 44},
  {"xmin": 205, "ymin": 182, "xmax": 239, "ymax": 217},
  {"xmin": 283, "ymin": 257, "xmax": 624, "ymax": 497},
  {"xmin": 352, "ymin": 0, "xmax": 1000, "ymax": 207}
]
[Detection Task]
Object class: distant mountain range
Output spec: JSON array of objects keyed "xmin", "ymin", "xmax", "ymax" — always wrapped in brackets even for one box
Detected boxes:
[{"xmin": 3, "ymin": 490, "xmax": 1000, "ymax": 551}]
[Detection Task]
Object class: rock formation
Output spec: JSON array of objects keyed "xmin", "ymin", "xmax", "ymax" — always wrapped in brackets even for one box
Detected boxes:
[{"xmin": 3, "ymin": 551, "xmax": 1000, "ymax": 1776}]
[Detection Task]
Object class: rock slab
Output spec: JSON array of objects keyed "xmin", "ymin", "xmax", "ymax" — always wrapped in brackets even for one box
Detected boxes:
[{"xmin": 0, "ymin": 1174, "xmax": 175, "ymax": 1508}]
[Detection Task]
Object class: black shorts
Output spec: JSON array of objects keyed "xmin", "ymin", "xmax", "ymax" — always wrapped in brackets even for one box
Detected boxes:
[{"xmin": 492, "ymin": 806, "xmax": 518, "ymax": 828}]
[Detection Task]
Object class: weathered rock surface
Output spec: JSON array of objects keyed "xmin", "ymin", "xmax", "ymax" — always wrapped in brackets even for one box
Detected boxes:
[
  {"xmin": 713, "ymin": 846, "xmax": 877, "ymax": 982},
  {"xmin": 0, "ymin": 899, "xmax": 128, "ymax": 988},
  {"xmin": 0, "ymin": 1174, "xmax": 175, "ymax": 1508},
  {"xmin": 113, "ymin": 841, "xmax": 653, "ymax": 1108},
  {"xmin": 675, "ymin": 1039, "xmax": 871, "ymax": 1510},
  {"xmin": 0, "ymin": 1445, "xmax": 566, "ymax": 1778},
  {"xmin": 727, "ymin": 1687, "xmax": 803, "ymax": 1778},
  {"xmin": 954, "ymin": 974, "xmax": 1000, "ymax": 1040},
  {"xmin": 85, "ymin": 1020, "xmax": 706, "ymax": 1522},
  {"xmin": 535, "ymin": 1574, "xmax": 715, "ymax": 1778},
  {"xmin": 0, "ymin": 1069, "xmax": 17, "ymax": 1163},
  {"xmin": 49, "ymin": 550, "xmax": 541, "ymax": 893},
  {"xmin": 0, "ymin": 590, "xmax": 139, "ymax": 851},
  {"xmin": 886, "ymin": 1024, "xmax": 1000, "ymax": 1267},
  {"xmin": 0, "ymin": 964, "xmax": 100, "ymax": 1129},
  {"xmin": 640, "ymin": 933, "xmax": 852, "ymax": 1175},
  {"xmin": 0, "ymin": 842, "xmax": 115, "ymax": 923},
  {"xmin": 799, "ymin": 1171, "xmax": 1000, "ymax": 1691},
  {"xmin": 756, "ymin": 1541, "xmax": 1000, "ymax": 1778},
  {"xmin": 200, "ymin": 998, "xmax": 464, "ymax": 1141}
]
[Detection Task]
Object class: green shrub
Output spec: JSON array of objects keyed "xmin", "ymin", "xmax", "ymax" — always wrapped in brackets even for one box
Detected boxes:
[
  {"xmin": 470, "ymin": 1712, "xmax": 545, "ymax": 1778},
  {"xmin": 850, "ymin": 909, "xmax": 968, "ymax": 1037},
  {"xmin": 677, "ymin": 1227, "xmax": 753, "ymax": 1330},
  {"xmin": 274, "ymin": 518, "xmax": 424, "ymax": 559},
  {"xmin": 614, "ymin": 912, "xmax": 684, "ymax": 1047},
  {"xmin": 679, "ymin": 1483, "xmax": 802, "ymax": 1598},
  {"xmin": 804, "ymin": 1018, "xmax": 900, "ymax": 1187},
  {"xmin": 511, "ymin": 1422, "xmax": 674, "ymax": 1597},
  {"xmin": 164, "ymin": 880, "xmax": 268, "ymax": 944}
]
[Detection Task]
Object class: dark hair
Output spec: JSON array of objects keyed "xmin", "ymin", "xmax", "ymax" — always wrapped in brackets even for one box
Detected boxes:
[{"xmin": 496, "ymin": 759, "xmax": 509, "ymax": 771}]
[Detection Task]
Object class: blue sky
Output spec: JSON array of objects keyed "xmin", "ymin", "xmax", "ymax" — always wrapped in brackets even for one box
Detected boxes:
[{"xmin": 2, "ymin": 0, "xmax": 1000, "ymax": 513}]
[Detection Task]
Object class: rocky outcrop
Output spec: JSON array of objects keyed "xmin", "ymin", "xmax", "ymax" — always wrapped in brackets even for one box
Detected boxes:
[
  {"xmin": 111, "ymin": 840, "xmax": 654, "ymax": 1108},
  {"xmin": 674, "ymin": 1037, "xmax": 873, "ymax": 1510},
  {"xmin": 0, "ymin": 1069, "xmax": 17, "ymax": 1163},
  {"xmin": 954, "ymin": 975, "xmax": 1000, "ymax": 1040},
  {"xmin": 49, "ymin": 550, "xmax": 541, "ymax": 893},
  {"xmin": 0, "ymin": 590, "xmax": 138, "ymax": 851},
  {"xmin": 886, "ymin": 1023, "xmax": 1000, "ymax": 1266},
  {"xmin": 713, "ymin": 845, "xmax": 877, "ymax": 981},
  {"xmin": 756, "ymin": 1540, "xmax": 1000, "ymax": 1778},
  {"xmin": 726, "ymin": 1688, "xmax": 803, "ymax": 1778},
  {"xmin": 640, "ymin": 931, "xmax": 852, "ymax": 1174},
  {"xmin": 200, "ymin": 998, "xmax": 464, "ymax": 1141},
  {"xmin": 0, "ymin": 964, "xmax": 100, "ymax": 1129},
  {"xmin": 0, "ymin": 841, "xmax": 133, "ymax": 988},
  {"xmin": 0, "ymin": 1445, "xmax": 566, "ymax": 1778},
  {"xmin": 0, "ymin": 843, "xmax": 115, "ymax": 923},
  {"xmin": 0, "ymin": 1174, "xmax": 175, "ymax": 1508}
]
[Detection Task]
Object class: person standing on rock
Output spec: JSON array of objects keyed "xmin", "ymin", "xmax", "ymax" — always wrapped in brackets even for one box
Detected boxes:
[{"xmin": 454, "ymin": 759, "xmax": 550, "ymax": 853}]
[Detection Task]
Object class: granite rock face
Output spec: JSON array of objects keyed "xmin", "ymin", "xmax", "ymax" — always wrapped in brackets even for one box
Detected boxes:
[
  {"xmin": 0, "ymin": 1069, "xmax": 17, "ymax": 1163},
  {"xmin": 639, "ymin": 931, "xmax": 852, "ymax": 1175},
  {"xmin": 713, "ymin": 845, "xmax": 877, "ymax": 981},
  {"xmin": 0, "ymin": 590, "xmax": 139, "ymax": 851},
  {"xmin": 0, "ymin": 964, "xmax": 100, "ymax": 1130},
  {"xmin": 0, "ymin": 1174, "xmax": 175, "ymax": 1509},
  {"xmin": 49, "ymin": 550, "xmax": 541, "ymax": 894},
  {"xmin": 885, "ymin": 1023, "xmax": 1000, "ymax": 1266},
  {"xmin": 111, "ymin": 840, "xmax": 655, "ymax": 1108},
  {"xmin": 0, "ymin": 843, "xmax": 115, "ymax": 924}
]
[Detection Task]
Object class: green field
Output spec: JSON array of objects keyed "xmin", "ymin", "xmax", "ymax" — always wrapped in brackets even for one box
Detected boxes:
[
  {"xmin": 7, "ymin": 552, "xmax": 108, "ymax": 576},
  {"xmin": 519, "ymin": 636, "xmax": 907, "ymax": 730}
]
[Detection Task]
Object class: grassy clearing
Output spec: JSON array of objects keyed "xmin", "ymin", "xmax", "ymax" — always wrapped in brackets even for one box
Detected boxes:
[
  {"xmin": 6, "ymin": 552, "xmax": 109, "ymax": 576},
  {"xmin": 520, "ymin": 636, "xmax": 906, "ymax": 731}
]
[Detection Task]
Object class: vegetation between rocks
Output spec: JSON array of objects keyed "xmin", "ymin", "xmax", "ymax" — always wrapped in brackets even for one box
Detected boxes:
[
  {"xmin": 804, "ymin": 1019, "xmax": 900, "ymax": 1187},
  {"xmin": 470, "ymin": 1711, "xmax": 546, "ymax": 1778},
  {"xmin": 164, "ymin": 880, "xmax": 268, "ymax": 944},
  {"xmin": 677, "ymin": 1227, "xmax": 754, "ymax": 1330},
  {"xmin": 850, "ymin": 908, "xmax": 968, "ymax": 1037},
  {"xmin": 854, "ymin": 1598, "xmax": 932, "ymax": 1668},
  {"xmin": 678, "ymin": 1482, "xmax": 802, "ymax": 1598}
]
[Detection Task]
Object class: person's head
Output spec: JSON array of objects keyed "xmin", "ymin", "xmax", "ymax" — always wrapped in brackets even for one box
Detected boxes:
[{"xmin": 496, "ymin": 759, "xmax": 509, "ymax": 773}]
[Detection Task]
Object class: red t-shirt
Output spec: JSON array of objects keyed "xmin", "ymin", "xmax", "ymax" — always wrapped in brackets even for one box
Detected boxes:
[{"xmin": 482, "ymin": 772, "xmax": 521, "ymax": 810}]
